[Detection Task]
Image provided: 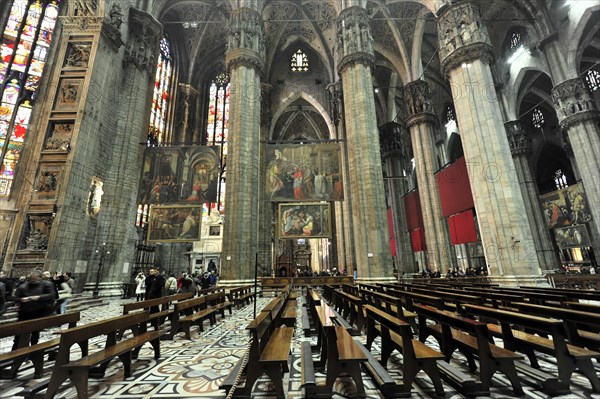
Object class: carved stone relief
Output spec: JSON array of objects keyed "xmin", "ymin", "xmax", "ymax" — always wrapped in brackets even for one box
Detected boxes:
[
  {"xmin": 55, "ymin": 79, "xmax": 82, "ymax": 110},
  {"xmin": 504, "ymin": 121, "xmax": 531, "ymax": 156},
  {"xmin": 73, "ymin": 0, "xmax": 98, "ymax": 17},
  {"xmin": 20, "ymin": 215, "xmax": 53, "ymax": 251},
  {"xmin": 404, "ymin": 80, "xmax": 435, "ymax": 119},
  {"xmin": 33, "ymin": 164, "xmax": 64, "ymax": 202},
  {"xmin": 45, "ymin": 123, "xmax": 73, "ymax": 151},
  {"xmin": 124, "ymin": 9, "xmax": 162, "ymax": 74},
  {"xmin": 109, "ymin": 2, "xmax": 123, "ymax": 29},
  {"xmin": 64, "ymin": 43, "xmax": 91, "ymax": 68},
  {"xmin": 551, "ymin": 78, "xmax": 600, "ymax": 128}
]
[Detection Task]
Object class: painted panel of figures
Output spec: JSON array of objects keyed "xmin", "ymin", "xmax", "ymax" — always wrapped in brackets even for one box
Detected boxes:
[
  {"xmin": 539, "ymin": 183, "xmax": 592, "ymax": 229},
  {"xmin": 138, "ymin": 146, "xmax": 220, "ymax": 205},
  {"xmin": 278, "ymin": 202, "xmax": 331, "ymax": 239},
  {"xmin": 554, "ymin": 225, "xmax": 592, "ymax": 249},
  {"xmin": 266, "ymin": 143, "xmax": 343, "ymax": 202},
  {"xmin": 147, "ymin": 205, "xmax": 202, "ymax": 242}
]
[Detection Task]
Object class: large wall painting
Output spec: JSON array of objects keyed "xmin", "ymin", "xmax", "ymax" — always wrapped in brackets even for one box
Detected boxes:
[
  {"xmin": 138, "ymin": 146, "xmax": 220, "ymax": 205},
  {"xmin": 278, "ymin": 202, "xmax": 331, "ymax": 239},
  {"xmin": 147, "ymin": 205, "xmax": 202, "ymax": 242},
  {"xmin": 266, "ymin": 143, "xmax": 343, "ymax": 202},
  {"xmin": 553, "ymin": 225, "xmax": 592, "ymax": 249},
  {"xmin": 539, "ymin": 183, "xmax": 592, "ymax": 229}
]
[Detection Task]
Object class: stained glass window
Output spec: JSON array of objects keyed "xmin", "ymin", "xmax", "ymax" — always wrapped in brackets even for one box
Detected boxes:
[
  {"xmin": 148, "ymin": 37, "xmax": 172, "ymax": 146},
  {"xmin": 554, "ymin": 169, "xmax": 568, "ymax": 190},
  {"xmin": 510, "ymin": 32, "xmax": 523, "ymax": 50},
  {"xmin": 0, "ymin": 0, "xmax": 61, "ymax": 196},
  {"xmin": 290, "ymin": 49, "xmax": 308, "ymax": 72},
  {"xmin": 206, "ymin": 73, "xmax": 229, "ymax": 212},
  {"xmin": 532, "ymin": 108, "xmax": 544, "ymax": 129},
  {"xmin": 585, "ymin": 69, "xmax": 600, "ymax": 92}
]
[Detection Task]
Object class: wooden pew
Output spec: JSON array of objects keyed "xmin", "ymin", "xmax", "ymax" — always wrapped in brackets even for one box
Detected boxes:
[
  {"xmin": 360, "ymin": 288, "xmax": 417, "ymax": 327},
  {"xmin": 463, "ymin": 304, "xmax": 600, "ymax": 393},
  {"xmin": 204, "ymin": 291, "xmax": 233, "ymax": 319},
  {"xmin": 220, "ymin": 295, "xmax": 294, "ymax": 398},
  {"xmin": 515, "ymin": 302, "xmax": 600, "ymax": 353},
  {"xmin": 566, "ymin": 301, "xmax": 600, "ymax": 313},
  {"xmin": 518, "ymin": 285, "xmax": 600, "ymax": 302},
  {"xmin": 120, "ymin": 292, "xmax": 194, "ymax": 338},
  {"xmin": 168, "ymin": 296, "xmax": 216, "ymax": 339},
  {"xmin": 364, "ymin": 304, "xmax": 445, "ymax": 396},
  {"xmin": 384, "ymin": 287, "xmax": 445, "ymax": 312},
  {"xmin": 333, "ymin": 289, "xmax": 366, "ymax": 334},
  {"xmin": 409, "ymin": 286, "xmax": 484, "ymax": 311},
  {"xmin": 230, "ymin": 285, "xmax": 254, "ymax": 308},
  {"xmin": 0, "ymin": 312, "xmax": 80, "ymax": 379},
  {"xmin": 35, "ymin": 311, "xmax": 165, "ymax": 399},
  {"xmin": 415, "ymin": 304, "xmax": 524, "ymax": 396},
  {"xmin": 302, "ymin": 303, "xmax": 368, "ymax": 397}
]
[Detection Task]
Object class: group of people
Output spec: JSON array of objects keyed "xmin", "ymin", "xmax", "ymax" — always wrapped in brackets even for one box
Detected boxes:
[{"xmin": 134, "ymin": 263, "xmax": 219, "ymax": 302}]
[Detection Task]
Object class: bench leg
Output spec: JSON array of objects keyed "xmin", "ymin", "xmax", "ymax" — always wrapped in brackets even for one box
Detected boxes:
[
  {"xmin": 150, "ymin": 337, "xmax": 161, "ymax": 359},
  {"xmin": 69, "ymin": 369, "xmax": 90, "ymax": 399},
  {"xmin": 497, "ymin": 361, "xmax": 524, "ymax": 395},
  {"xmin": 118, "ymin": 352, "xmax": 132, "ymax": 378},
  {"xmin": 421, "ymin": 360, "xmax": 445, "ymax": 396},
  {"xmin": 572, "ymin": 359, "xmax": 600, "ymax": 393},
  {"xmin": 43, "ymin": 369, "xmax": 69, "ymax": 399},
  {"xmin": 263, "ymin": 363, "xmax": 285, "ymax": 399}
]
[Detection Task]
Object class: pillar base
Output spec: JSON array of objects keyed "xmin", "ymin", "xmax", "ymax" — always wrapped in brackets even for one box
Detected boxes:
[
  {"xmin": 82, "ymin": 281, "xmax": 123, "ymax": 297},
  {"xmin": 488, "ymin": 275, "xmax": 549, "ymax": 288}
]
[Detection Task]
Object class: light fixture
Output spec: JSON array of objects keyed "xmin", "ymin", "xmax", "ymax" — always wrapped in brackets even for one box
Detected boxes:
[
  {"xmin": 374, "ymin": 88, "xmax": 379, "ymax": 93},
  {"xmin": 182, "ymin": 22, "xmax": 190, "ymax": 29},
  {"xmin": 190, "ymin": 22, "xmax": 199, "ymax": 29}
]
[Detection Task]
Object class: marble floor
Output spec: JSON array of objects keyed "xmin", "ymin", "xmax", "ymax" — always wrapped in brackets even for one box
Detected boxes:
[{"xmin": 0, "ymin": 292, "xmax": 598, "ymax": 399}]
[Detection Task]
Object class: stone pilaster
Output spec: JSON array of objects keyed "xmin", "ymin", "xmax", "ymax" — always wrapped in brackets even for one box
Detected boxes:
[
  {"xmin": 505, "ymin": 121, "xmax": 559, "ymax": 271},
  {"xmin": 221, "ymin": 7, "xmax": 265, "ymax": 282},
  {"xmin": 437, "ymin": 1, "xmax": 541, "ymax": 276},
  {"xmin": 551, "ymin": 78, "xmax": 600, "ymax": 242},
  {"xmin": 337, "ymin": 6, "xmax": 393, "ymax": 281},
  {"xmin": 404, "ymin": 80, "xmax": 457, "ymax": 274}
]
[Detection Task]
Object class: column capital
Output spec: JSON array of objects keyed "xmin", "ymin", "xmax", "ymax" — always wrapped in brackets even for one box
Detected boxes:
[
  {"xmin": 404, "ymin": 80, "xmax": 437, "ymax": 128},
  {"xmin": 504, "ymin": 120, "xmax": 531, "ymax": 156},
  {"xmin": 551, "ymin": 78, "xmax": 600, "ymax": 129},
  {"xmin": 123, "ymin": 8, "xmax": 163, "ymax": 76},
  {"xmin": 336, "ymin": 7, "xmax": 374, "ymax": 74},
  {"xmin": 226, "ymin": 8, "xmax": 265, "ymax": 72},
  {"xmin": 437, "ymin": 1, "xmax": 494, "ymax": 76}
]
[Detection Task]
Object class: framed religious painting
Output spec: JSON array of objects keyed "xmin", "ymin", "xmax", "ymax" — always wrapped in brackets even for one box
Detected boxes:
[
  {"xmin": 147, "ymin": 205, "xmax": 202, "ymax": 242},
  {"xmin": 278, "ymin": 202, "xmax": 331, "ymax": 239}
]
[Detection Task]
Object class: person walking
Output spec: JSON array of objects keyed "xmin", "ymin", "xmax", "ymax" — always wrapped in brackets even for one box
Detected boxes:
[
  {"xmin": 165, "ymin": 274, "xmax": 177, "ymax": 296},
  {"xmin": 145, "ymin": 268, "xmax": 165, "ymax": 313},
  {"xmin": 13, "ymin": 270, "xmax": 56, "ymax": 348},
  {"xmin": 135, "ymin": 272, "xmax": 146, "ymax": 301}
]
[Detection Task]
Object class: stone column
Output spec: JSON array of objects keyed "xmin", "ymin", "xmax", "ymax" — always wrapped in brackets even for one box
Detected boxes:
[
  {"xmin": 337, "ymin": 6, "xmax": 393, "ymax": 281},
  {"xmin": 221, "ymin": 7, "xmax": 264, "ymax": 282},
  {"xmin": 505, "ymin": 120, "xmax": 560, "ymax": 271},
  {"xmin": 404, "ymin": 80, "xmax": 457, "ymax": 274},
  {"xmin": 551, "ymin": 79, "xmax": 600, "ymax": 242},
  {"xmin": 437, "ymin": 1, "xmax": 541, "ymax": 276}
]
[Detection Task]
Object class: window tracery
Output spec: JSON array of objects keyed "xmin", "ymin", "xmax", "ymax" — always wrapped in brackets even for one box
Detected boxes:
[
  {"xmin": 532, "ymin": 108, "xmax": 545, "ymax": 129},
  {"xmin": 290, "ymin": 49, "xmax": 309, "ymax": 72},
  {"xmin": 584, "ymin": 69, "xmax": 600, "ymax": 92},
  {"xmin": 148, "ymin": 37, "xmax": 172, "ymax": 146}
]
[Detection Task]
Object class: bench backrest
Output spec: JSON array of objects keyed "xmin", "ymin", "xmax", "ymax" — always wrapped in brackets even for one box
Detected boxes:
[
  {"xmin": 60, "ymin": 311, "xmax": 150, "ymax": 347},
  {"xmin": 123, "ymin": 292, "xmax": 195, "ymax": 314},
  {"xmin": 205, "ymin": 291, "xmax": 226, "ymax": 305},
  {"xmin": 386, "ymin": 288, "xmax": 444, "ymax": 310},
  {"xmin": 174, "ymin": 295, "xmax": 207, "ymax": 313},
  {"xmin": 364, "ymin": 304, "xmax": 414, "ymax": 358},
  {"xmin": 360, "ymin": 288, "xmax": 405, "ymax": 319},
  {"xmin": 0, "ymin": 311, "xmax": 80, "ymax": 338}
]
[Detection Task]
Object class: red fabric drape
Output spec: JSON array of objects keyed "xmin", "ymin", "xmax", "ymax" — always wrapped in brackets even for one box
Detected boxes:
[
  {"xmin": 410, "ymin": 228, "xmax": 426, "ymax": 252},
  {"xmin": 387, "ymin": 208, "xmax": 397, "ymax": 256},
  {"xmin": 436, "ymin": 157, "xmax": 475, "ymax": 217},
  {"xmin": 404, "ymin": 190, "xmax": 424, "ymax": 231},
  {"xmin": 448, "ymin": 209, "xmax": 478, "ymax": 245}
]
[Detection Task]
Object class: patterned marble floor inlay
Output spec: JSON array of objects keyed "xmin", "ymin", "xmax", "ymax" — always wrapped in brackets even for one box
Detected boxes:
[{"xmin": 1, "ymin": 291, "xmax": 599, "ymax": 398}]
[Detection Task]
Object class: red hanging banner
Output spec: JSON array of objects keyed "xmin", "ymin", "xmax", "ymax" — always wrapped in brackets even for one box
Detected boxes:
[
  {"xmin": 436, "ymin": 157, "xmax": 475, "ymax": 217},
  {"xmin": 448, "ymin": 209, "xmax": 478, "ymax": 245}
]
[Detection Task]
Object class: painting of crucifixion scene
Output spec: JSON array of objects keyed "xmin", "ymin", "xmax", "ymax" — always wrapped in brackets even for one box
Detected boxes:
[
  {"xmin": 138, "ymin": 146, "xmax": 221, "ymax": 205},
  {"xmin": 147, "ymin": 205, "xmax": 202, "ymax": 242},
  {"xmin": 278, "ymin": 202, "xmax": 331, "ymax": 239},
  {"xmin": 266, "ymin": 143, "xmax": 343, "ymax": 202}
]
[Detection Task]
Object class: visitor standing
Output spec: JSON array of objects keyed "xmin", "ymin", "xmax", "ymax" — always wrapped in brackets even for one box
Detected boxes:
[
  {"xmin": 165, "ymin": 274, "xmax": 177, "ymax": 296},
  {"xmin": 145, "ymin": 268, "xmax": 166, "ymax": 313},
  {"xmin": 135, "ymin": 272, "xmax": 146, "ymax": 301}
]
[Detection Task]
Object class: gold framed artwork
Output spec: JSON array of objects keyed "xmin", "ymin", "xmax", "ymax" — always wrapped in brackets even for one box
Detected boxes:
[
  {"xmin": 278, "ymin": 202, "xmax": 331, "ymax": 239},
  {"xmin": 147, "ymin": 205, "xmax": 202, "ymax": 242}
]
